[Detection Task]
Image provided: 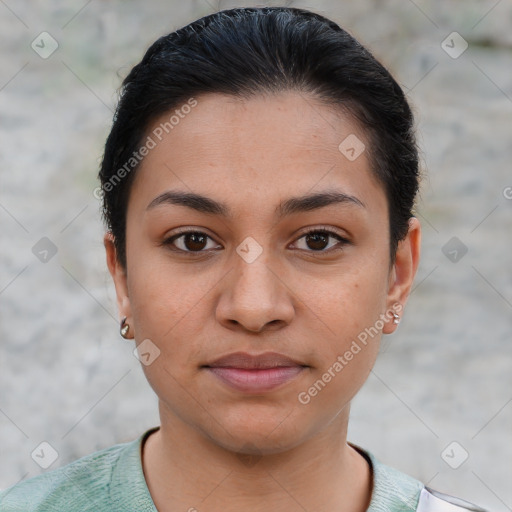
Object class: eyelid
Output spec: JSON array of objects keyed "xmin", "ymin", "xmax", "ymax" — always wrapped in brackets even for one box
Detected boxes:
[{"xmin": 294, "ymin": 225, "xmax": 350, "ymax": 241}]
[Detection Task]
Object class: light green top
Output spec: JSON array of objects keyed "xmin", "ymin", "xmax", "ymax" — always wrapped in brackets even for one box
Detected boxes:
[{"xmin": 0, "ymin": 427, "xmax": 424, "ymax": 511}]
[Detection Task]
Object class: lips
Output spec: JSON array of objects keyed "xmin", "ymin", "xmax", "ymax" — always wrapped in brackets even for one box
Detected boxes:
[
  {"xmin": 202, "ymin": 352, "xmax": 308, "ymax": 393},
  {"xmin": 203, "ymin": 351, "xmax": 307, "ymax": 370}
]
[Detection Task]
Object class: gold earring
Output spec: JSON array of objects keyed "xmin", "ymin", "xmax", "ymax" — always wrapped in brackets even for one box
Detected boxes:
[{"xmin": 120, "ymin": 317, "xmax": 130, "ymax": 339}]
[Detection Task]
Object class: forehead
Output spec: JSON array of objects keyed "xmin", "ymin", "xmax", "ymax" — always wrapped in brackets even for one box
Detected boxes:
[{"xmin": 128, "ymin": 91, "xmax": 387, "ymax": 219}]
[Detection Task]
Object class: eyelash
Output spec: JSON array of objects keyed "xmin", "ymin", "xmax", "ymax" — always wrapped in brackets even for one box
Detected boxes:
[{"xmin": 162, "ymin": 226, "xmax": 350, "ymax": 256}]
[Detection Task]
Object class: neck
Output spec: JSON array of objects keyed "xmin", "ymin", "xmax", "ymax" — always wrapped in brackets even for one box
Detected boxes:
[{"xmin": 142, "ymin": 402, "xmax": 372, "ymax": 512}]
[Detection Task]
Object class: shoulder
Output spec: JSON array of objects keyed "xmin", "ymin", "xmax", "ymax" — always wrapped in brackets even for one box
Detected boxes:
[
  {"xmin": 0, "ymin": 434, "xmax": 143, "ymax": 512},
  {"xmin": 350, "ymin": 444, "xmax": 490, "ymax": 512}
]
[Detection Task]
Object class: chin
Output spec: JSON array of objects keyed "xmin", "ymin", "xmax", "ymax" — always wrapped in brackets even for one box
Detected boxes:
[
  {"xmin": 201, "ymin": 405, "xmax": 309, "ymax": 455},
  {"xmin": 215, "ymin": 430, "xmax": 306, "ymax": 457}
]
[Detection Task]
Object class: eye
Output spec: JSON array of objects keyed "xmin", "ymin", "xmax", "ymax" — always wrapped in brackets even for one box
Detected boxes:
[
  {"xmin": 163, "ymin": 227, "xmax": 350, "ymax": 255},
  {"xmin": 292, "ymin": 228, "xmax": 350, "ymax": 254},
  {"xmin": 163, "ymin": 230, "xmax": 221, "ymax": 253}
]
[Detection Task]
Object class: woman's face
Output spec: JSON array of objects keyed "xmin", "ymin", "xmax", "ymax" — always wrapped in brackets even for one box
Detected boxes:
[{"xmin": 106, "ymin": 91, "xmax": 420, "ymax": 454}]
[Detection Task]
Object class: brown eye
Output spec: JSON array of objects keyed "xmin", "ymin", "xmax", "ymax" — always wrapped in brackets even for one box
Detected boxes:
[
  {"xmin": 305, "ymin": 232, "xmax": 329, "ymax": 251},
  {"xmin": 164, "ymin": 231, "xmax": 220, "ymax": 253},
  {"xmin": 181, "ymin": 232, "xmax": 207, "ymax": 251},
  {"xmin": 293, "ymin": 229, "xmax": 349, "ymax": 253}
]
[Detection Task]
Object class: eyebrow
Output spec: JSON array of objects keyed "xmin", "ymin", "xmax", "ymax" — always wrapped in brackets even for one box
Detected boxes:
[{"xmin": 146, "ymin": 189, "xmax": 365, "ymax": 218}]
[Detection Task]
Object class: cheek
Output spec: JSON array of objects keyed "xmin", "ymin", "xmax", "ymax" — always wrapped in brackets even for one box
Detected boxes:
[
  {"xmin": 302, "ymin": 258, "xmax": 389, "ymax": 336},
  {"xmin": 126, "ymin": 232, "xmax": 201, "ymax": 321},
  {"xmin": 301, "ymin": 261, "xmax": 388, "ymax": 382},
  {"xmin": 126, "ymin": 266, "xmax": 208, "ymax": 407},
  {"xmin": 126, "ymin": 256, "xmax": 227, "ymax": 379},
  {"xmin": 295, "ymin": 280, "xmax": 385, "ymax": 416}
]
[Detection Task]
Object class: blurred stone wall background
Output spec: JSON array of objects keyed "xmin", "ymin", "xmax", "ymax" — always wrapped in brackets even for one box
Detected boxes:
[{"xmin": 1, "ymin": 1, "xmax": 511, "ymax": 510}]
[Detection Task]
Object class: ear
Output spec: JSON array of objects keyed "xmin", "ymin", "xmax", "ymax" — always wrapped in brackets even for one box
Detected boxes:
[
  {"xmin": 104, "ymin": 232, "xmax": 133, "ymax": 336},
  {"xmin": 382, "ymin": 217, "xmax": 421, "ymax": 334}
]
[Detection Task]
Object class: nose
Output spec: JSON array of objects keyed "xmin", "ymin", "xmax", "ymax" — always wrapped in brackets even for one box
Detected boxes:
[{"xmin": 215, "ymin": 255, "xmax": 295, "ymax": 333}]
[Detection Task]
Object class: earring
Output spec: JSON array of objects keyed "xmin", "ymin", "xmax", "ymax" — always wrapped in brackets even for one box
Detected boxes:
[
  {"xmin": 120, "ymin": 317, "xmax": 130, "ymax": 339},
  {"xmin": 392, "ymin": 312, "xmax": 401, "ymax": 325}
]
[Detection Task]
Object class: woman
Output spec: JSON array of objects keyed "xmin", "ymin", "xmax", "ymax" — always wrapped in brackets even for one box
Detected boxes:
[{"xmin": 0, "ymin": 6, "xmax": 490, "ymax": 512}]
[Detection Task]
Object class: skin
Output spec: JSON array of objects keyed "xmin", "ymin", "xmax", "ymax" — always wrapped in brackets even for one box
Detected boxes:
[{"xmin": 105, "ymin": 91, "xmax": 421, "ymax": 512}]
